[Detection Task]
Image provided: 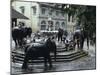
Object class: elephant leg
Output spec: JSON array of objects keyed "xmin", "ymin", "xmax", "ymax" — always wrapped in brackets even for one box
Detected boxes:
[
  {"xmin": 61, "ymin": 36, "xmax": 63, "ymax": 42},
  {"xmin": 87, "ymin": 38, "xmax": 89, "ymax": 49},
  {"xmin": 13, "ymin": 39, "xmax": 17, "ymax": 47},
  {"xmin": 22, "ymin": 56, "xmax": 29, "ymax": 69},
  {"xmin": 47, "ymin": 54, "xmax": 52, "ymax": 68},
  {"xmin": 20, "ymin": 39, "xmax": 23, "ymax": 47},
  {"xmin": 77, "ymin": 41, "xmax": 80, "ymax": 49},
  {"xmin": 58, "ymin": 36, "xmax": 60, "ymax": 42},
  {"xmin": 73, "ymin": 42, "xmax": 76, "ymax": 50},
  {"xmin": 18, "ymin": 39, "xmax": 21, "ymax": 47},
  {"xmin": 54, "ymin": 50, "xmax": 56, "ymax": 62},
  {"xmin": 80, "ymin": 40, "xmax": 84, "ymax": 50},
  {"xmin": 19, "ymin": 39, "xmax": 23, "ymax": 47},
  {"xmin": 44, "ymin": 57, "xmax": 48, "ymax": 68}
]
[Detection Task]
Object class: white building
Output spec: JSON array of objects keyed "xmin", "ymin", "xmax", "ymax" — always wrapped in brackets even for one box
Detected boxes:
[{"xmin": 12, "ymin": 1, "xmax": 77, "ymax": 33}]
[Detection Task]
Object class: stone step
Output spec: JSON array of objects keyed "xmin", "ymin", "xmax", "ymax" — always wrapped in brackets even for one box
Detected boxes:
[
  {"xmin": 12, "ymin": 50, "xmax": 88, "ymax": 64},
  {"xmin": 12, "ymin": 53, "xmax": 88, "ymax": 64},
  {"xmin": 12, "ymin": 50, "xmax": 85, "ymax": 58}
]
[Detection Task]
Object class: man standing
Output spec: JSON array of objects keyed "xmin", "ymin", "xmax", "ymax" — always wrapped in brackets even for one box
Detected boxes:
[
  {"xmin": 80, "ymin": 29, "xmax": 85, "ymax": 50},
  {"xmin": 58, "ymin": 28, "xmax": 63, "ymax": 42}
]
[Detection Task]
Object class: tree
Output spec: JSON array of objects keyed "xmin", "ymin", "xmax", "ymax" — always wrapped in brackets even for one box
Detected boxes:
[
  {"xmin": 77, "ymin": 6, "xmax": 96, "ymax": 43},
  {"xmin": 61, "ymin": 4, "xmax": 96, "ymax": 44}
]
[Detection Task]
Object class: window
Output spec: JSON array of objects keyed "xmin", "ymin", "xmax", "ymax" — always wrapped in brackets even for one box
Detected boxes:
[
  {"xmin": 41, "ymin": 25, "xmax": 46, "ymax": 30},
  {"xmin": 31, "ymin": 6, "xmax": 36, "ymax": 15},
  {"xmin": 20, "ymin": 6, "xmax": 25, "ymax": 14},
  {"xmin": 41, "ymin": 8, "xmax": 46, "ymax": 15},
  {"xmin": 62, "ymin": 12, "xmax": 65, "ymax": 17},
  {"xmin": 49, "ymin": 21, "xmax": 53, "ymax": 31},
  {"xmin": 41, "ymin": 20, "xmax": 46, "ymax": 30},
  {"xmin": 56, "ymin": 11, "xmax": 59, "ymax": 16},
  {"xmin": 18, "ymin": 21, "xmax": 25, "ymax": 26},
  {"xmin": 62, "ymin": 22, "xmax": 65, "ymax": 28},
  {"xmin": 49, "ymin": 9, "xmax": 53, "ymax": 15},
  {"xmin": 55, "ymin": 22, "xmax": 60, "ymax": 30},
  {"xmin": 41, "ymin": 21, "xmax": 46, "ymax": 24}
]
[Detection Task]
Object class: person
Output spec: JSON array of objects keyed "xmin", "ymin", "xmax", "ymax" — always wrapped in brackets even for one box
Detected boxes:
[
  {"xmin": 57, "ymin": 28, "xmax": 63, "ymax": 42},
  {"xmin": 80, "ymin": 29, "xmax": 85, "ymax": 50},
  {"xmin": 65, "ymin": 40, "xmax": 69, "ymax": 51},
  {"xmin": 73, "ymin": 30, "xmax": 81, "ymax": 49},
  {"xmin": 87, "ymin": 36, "xmax": 89, "ymax": 49},
  {"xmin": 69, "ymin": 40, "xmax": 74, "ymax": 50},
  {"xmin": 33, "ymin": 38, "xmax": 35, "ymax": 43}
]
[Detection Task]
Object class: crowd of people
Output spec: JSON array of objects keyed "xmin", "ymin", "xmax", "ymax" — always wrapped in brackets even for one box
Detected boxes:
[
  {"xmin": 12, "ymin": 21, "xmax": 90, "ymax": 51},
  {"xmin": 57, "ymin": 28, "xmax": 89, "ymax": 51}
]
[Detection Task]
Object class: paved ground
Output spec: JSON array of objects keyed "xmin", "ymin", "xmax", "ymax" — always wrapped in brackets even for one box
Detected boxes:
[{"xmin": 11, "ymin": 40, "xmax": 96, "ymax": 74}]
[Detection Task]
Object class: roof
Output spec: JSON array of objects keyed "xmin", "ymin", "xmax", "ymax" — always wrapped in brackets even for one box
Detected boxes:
[
  {"xmin": 38, "ymin": 2, "xmax": 65, "ymax": 11},
  {"xmin": 11, "ymin": 8, "xmax": 29, "ymax": 19}
]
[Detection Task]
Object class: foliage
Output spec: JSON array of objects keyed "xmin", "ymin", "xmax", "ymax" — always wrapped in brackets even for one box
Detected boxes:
[{"xmin": 62, "ymin": 4, "xmax": 96, "ymax": 42}]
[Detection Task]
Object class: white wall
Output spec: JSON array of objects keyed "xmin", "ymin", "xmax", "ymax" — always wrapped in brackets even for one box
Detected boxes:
[{"xmin": 12, "ymin": 1, "xmax": 40, "ymax": 32}]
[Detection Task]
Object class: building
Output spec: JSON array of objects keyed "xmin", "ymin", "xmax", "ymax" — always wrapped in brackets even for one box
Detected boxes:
[
  {"xmin": 11, "ymin": 8, "xmax": 29, "ymax": 28},
  {"xmin": 11, "ymin": 1, "xmax": 77, "ymax": 33}
]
